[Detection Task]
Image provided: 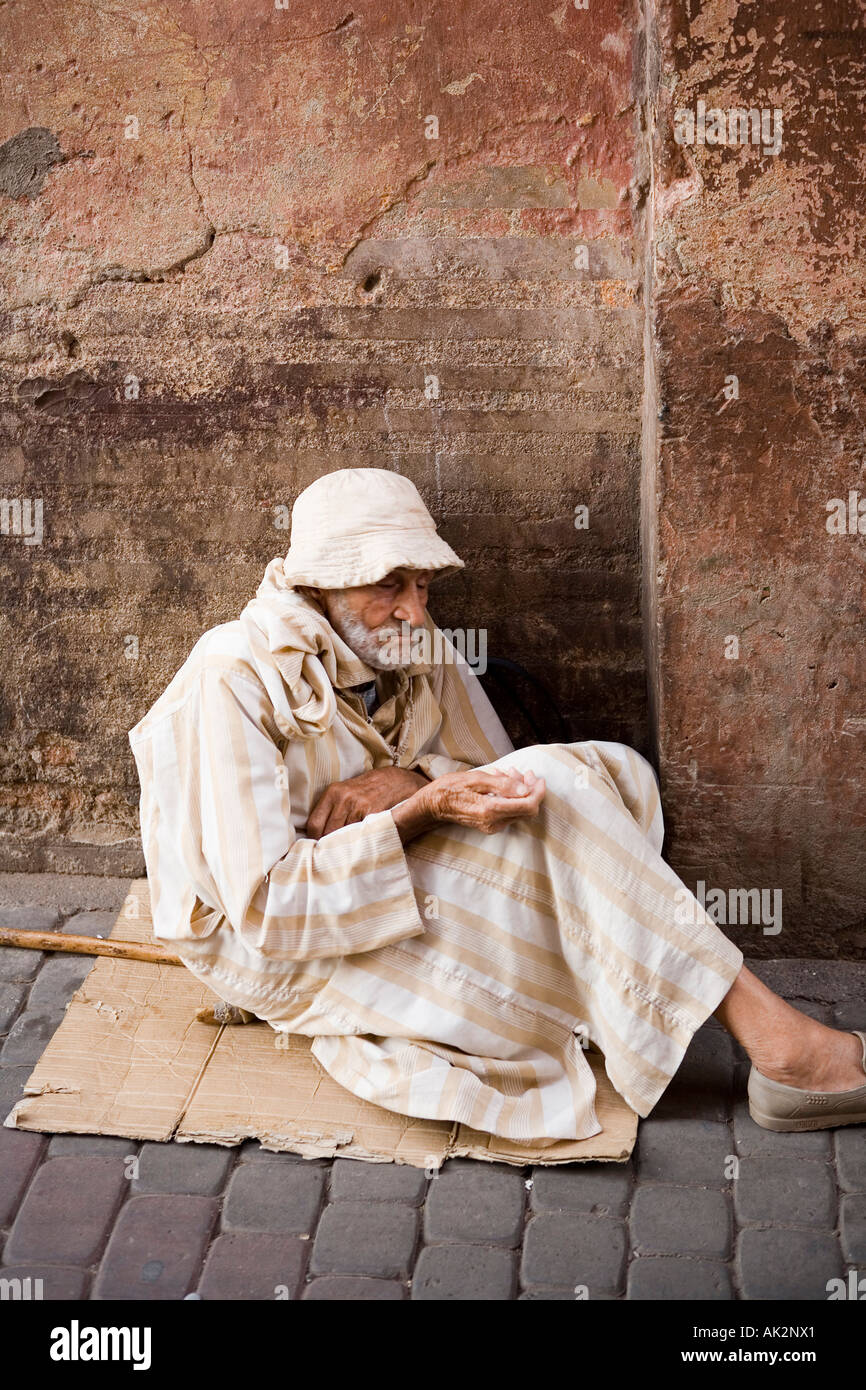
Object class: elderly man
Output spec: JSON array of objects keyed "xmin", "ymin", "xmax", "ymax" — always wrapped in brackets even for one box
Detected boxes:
[{"xmin": 129, "ymin": 469, "xmax": 866, "ymax": 1141}]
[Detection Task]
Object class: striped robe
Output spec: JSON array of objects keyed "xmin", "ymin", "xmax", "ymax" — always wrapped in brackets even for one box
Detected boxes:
[{"xmin": 128, "ymin": 558, "xmax": 744, "ymax": 1143}]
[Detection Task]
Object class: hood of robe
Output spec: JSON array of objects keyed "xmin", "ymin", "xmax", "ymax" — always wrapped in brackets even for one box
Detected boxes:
[{"xmin": 235, "ymin": 555, "xmax": 440, "ymax": 750}]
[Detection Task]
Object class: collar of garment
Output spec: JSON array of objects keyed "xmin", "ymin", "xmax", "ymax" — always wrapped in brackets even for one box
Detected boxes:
[{"xmin": 346, "ymin": 677, "xmax": 379, "ymax": 716}]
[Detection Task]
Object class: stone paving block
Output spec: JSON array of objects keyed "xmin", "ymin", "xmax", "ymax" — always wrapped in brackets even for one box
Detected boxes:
[
  {"xmin": 1, "ymin": 1010, "xmax": 65, "ymax": 1066},
  {"xmin": 835, "ymin": 1129, "xmax": 866, "ymax": 1191},
  {"xmin": 0, "ymin": 1066, "xmax": 32, "ymax": 1121},
  {"xmin": 731, "ymin": 1039, "xmax": 750, "ymax": 1087},
  {"xmin": 0, "ymin": 1126, "xmax": 46, "ymax": 1226},
  {"xmin": 733, "ymin": 1098, "xmax": 831, "ymax": 1158},
  {"xmin": 304, "ymin": 1277, "xmax": 405, "ymax": 1300},
  {"xmin": 627, "ymin": 1257, "xmax": 733, "ymax": 1300},
  {"xmin": 48, "ymin": 1135, "xmax": 140, "ymax": 1159},
  {"xmin": 733, "ymin": 1156, "xmax": 836, "ymax": 1227},
  {"xmin": 529, "ymin": 1162, "xmax": 631, "ymax": 1216},
  {"xmin": 0, "ymin": 908, "xmax": 60, "ymax": 981},
  {"xmin": 670, "ymin": 1028, "xmax": 733, "ymax": 1067},
  {"xmin": 738, "ymin": 1227, "xmax": 843, "ymax": 1300},
  {"xmin": 521, "ymin": 1213, "xmax": 626, "ymax": 1295},
  {"xmin": 637, "ymin": 1118, "xmax": 732, "ymax": 1185},
  {"xmin": 0, "ymin": 984, "xmax": 25, "ymax": 1033},
  {"xmin": 519, "ymin": 1287, "xmax": 582, "ymax": 1300},
  {"xmin": 4, "ymin": 1157, "xmax": 127, "ymax": 1265},
  {"xmin": 330, "ymin": 1157, "xmax": 427, "ymax": 1204},
  {"xmin": 224, "ymin": 1159, "xmax": 325, "ymax": 1234},
  {"xmin": 833, "ymin": 1003, "xmax": 866, "ymax": 1032},
  {"xmin": 423, "ymin": 1160, "xmax": 525, "ymax": 1246},
  {"xmin": 310, "ymin": 1201, "xmax": 418, "ymax": 1279},
  {"xmin": 411, "ymin": 1244, "xmax": 515, "ymax": 1300},
  {"xmin": 198, "ymin": 1232, "xmax": 307, "ymax": 1300},
  {"xmin": 749, "ymin": 961, "xmax": 866, "ymax": 1004},
  {"xmin": 0, "ymin": 947, "xmax": 42, "ymax": 983},
  {"xmin": 61, "ymin": 910, "xmax": 120, "ymax": 939},
  {"xmin": 237, "ymin": 1140, "xmax": 308, "ymax": 1163},
  {"xmin": 0, "ymin": 907, "xmax": 62, "ymax": 931},
  {"xmin": 652, "ymin": 1081, "xmax": 731, "ymax": 1124},
  {"xmin": 28, "ymin": 954, "xmax": 94, "ymax": 1012},
  {"xmin": 93, "ymin": 1194, "xmax": 218, "ymax": 1300},
  {"xmin": 651, "ymin": 1030, "xmax": 735, "ymax": 1123},
  {"xmin": 0, "ymin": 1265, "xmax": 90, "ymax": 1300},
  {"xmin": 840, "ymin": 1193, "xmax": 866, "ymax": 1264},
  {"xmin": 519, "ymin": 1288, "xmax": 621, "ymax": 1299},
  {"xmin": 132, "ymin": 1141, "xmax": 234, "ymax": 1196},
  {"xmin": 630, "ymin": 1185, "xmax": 731, "ymax": 1258},
  {"xmin": 0, "ymin": 875, "xmax": 132, "ymax": 916},
  {"xmin": 683, "ymin": 1027, "xmax": 736, "ymax": 1073}
]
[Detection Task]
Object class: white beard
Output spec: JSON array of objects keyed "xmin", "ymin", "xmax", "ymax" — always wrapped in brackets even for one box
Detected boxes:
[{"xmin": 324, "ymin": 591, "xmax": 417, "ymax": 670}]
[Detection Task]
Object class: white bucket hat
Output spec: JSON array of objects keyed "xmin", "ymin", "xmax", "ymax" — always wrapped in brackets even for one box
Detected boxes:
[{"xmin": 281, "ymin": 468, "xmax": 465, "ymax": 589}]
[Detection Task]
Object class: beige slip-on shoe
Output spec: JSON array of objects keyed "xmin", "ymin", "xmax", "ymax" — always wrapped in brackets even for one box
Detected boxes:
[{"xmin": 747, "ymin": 1030, "xmax": 866, "ymax": 1131}]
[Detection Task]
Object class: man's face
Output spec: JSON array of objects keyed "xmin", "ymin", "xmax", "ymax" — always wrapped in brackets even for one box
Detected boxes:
[{"xmin": 315, "ymin": 568, "xmax": 432, "ymax": 669}]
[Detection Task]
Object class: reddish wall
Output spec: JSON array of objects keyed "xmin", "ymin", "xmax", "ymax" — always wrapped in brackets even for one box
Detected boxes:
[{"xmin": 647, "ymin": 0, "xmax": 866, "ymax": 955}]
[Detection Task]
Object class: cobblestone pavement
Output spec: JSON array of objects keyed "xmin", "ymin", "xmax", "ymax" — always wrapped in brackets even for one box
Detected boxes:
[{"xmin": 1, "ymin": 875, "xmax": 864, "ymax": 1300}]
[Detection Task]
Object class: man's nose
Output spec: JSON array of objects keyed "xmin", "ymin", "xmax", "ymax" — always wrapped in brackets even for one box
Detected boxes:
[{"xmin": 393, "ymin": 588, "xmax": 427, "ymax": 628}]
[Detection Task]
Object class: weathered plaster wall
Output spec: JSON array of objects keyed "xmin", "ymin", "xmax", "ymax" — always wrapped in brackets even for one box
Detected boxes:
[
  {"xmin": 0, "ymin": 1, "xmax": 647, "ymax": 875},
  {"xmin": 647, "ymin": 0, "xmax": 866, "ymax": 955}
]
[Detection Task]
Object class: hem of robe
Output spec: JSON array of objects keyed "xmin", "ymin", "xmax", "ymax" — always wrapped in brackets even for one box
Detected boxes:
[
  {"xmin": 173, "ymin": 952, "xmax": 335, "ymax": 1015},
  {"xmin": 306, "ymin": 1028, "xmax": 605, "ymax": 1144},
  {"xmin": 611, "ymin": 938, "xmax": 745, "ymax": 1119}
]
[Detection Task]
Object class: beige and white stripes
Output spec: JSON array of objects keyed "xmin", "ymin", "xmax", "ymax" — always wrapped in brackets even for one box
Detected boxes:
[{"xmin": 129, "ymin": 558, "xmax": 744, "ymax": 1143}]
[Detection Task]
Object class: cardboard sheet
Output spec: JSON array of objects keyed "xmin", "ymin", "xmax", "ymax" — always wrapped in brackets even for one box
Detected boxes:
[{"xmin": 6, "ymin": 880, "xmax": 638, "ymax": 1166}]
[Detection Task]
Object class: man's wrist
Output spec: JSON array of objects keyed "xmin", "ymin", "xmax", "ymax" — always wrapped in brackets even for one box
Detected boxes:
[{"xmin": 391, "ymin": 788, "xmax": 438, "ymax": 845}]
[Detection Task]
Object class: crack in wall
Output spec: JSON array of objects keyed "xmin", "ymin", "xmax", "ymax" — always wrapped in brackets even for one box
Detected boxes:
[{"xmin": 338, "ymin": 158, "xmax": 439, "ymax": 266}]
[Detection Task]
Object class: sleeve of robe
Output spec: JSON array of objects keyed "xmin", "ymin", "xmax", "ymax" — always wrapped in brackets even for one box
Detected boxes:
[
  {"xmin": 409, "ymin": 633, "xmax": 516, "ymax": 781},
  {"xmin": 131, "ymin": 665, "xmax": 427, "ymax": 960}
]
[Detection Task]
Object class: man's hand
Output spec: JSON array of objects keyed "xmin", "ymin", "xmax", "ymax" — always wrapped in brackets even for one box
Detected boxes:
[
  {"xmin": 391, "ymin": 767, "xmax": 546, "ymax": 845},
  {"xmin": 306, "ymin": 766, "xmax": 430, "ymax": 839}
]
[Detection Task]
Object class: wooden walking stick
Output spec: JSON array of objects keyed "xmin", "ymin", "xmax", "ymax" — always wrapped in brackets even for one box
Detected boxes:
[
  {"xmin": 0, "ymin": 926, "xmax": 256, "ymax": 1024},
  {"xmin": 0, "ymin": 926, "xmax": 183, "ymax": 966}
]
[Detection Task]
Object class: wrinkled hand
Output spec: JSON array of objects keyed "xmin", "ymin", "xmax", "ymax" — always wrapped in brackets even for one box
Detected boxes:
[
  {"xmin": 306, "ymin": 766, "xmax": 429, "ymax": 839},
  {"xmin": 417, "ymin": 766, "xmax": 545, "ymax": 836}
]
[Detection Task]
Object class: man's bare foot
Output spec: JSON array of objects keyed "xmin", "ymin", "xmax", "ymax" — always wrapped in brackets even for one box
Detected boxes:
[
  {"xmin": 749, "ymin": 1019, "xmax": 866, "ymax": 1092},
  {"xmin": 714, "ymin": 965, "xmax": 866, "ymax": 1093}
]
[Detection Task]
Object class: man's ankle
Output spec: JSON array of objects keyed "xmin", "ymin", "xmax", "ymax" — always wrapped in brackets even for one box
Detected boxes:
[
  {"xmin": 747, "ymin": 1018, "xmax": 824, "ymax": 1086},
  {"xmin": 752, "ymin": 1026, "xmax": 863, "ymax": 1091}
]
